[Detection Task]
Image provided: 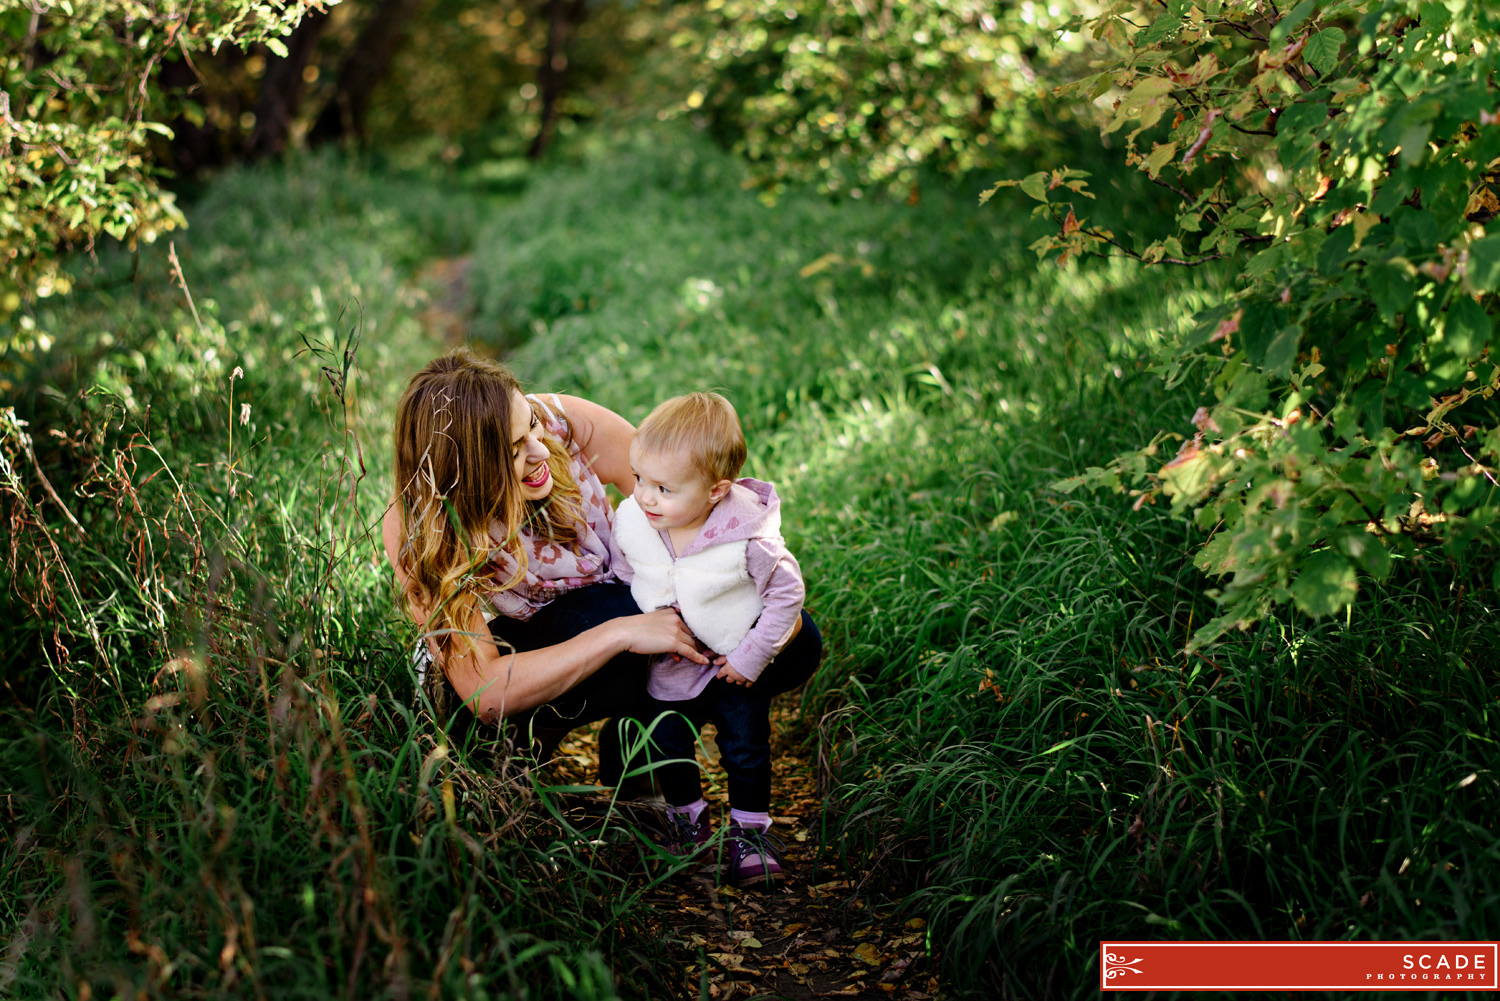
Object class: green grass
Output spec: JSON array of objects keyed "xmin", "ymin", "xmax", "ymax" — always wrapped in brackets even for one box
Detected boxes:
[{"xmin": 3, "ymin": 129, "xmax": 1497, "ymax": 1000}]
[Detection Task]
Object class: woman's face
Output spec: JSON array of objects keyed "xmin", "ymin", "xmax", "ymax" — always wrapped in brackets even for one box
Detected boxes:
[{"xmin": 509, "ymin": 390, "xmax": 554, "ymax": 501}]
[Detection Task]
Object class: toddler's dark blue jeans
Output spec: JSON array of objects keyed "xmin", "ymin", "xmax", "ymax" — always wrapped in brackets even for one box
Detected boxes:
[{"xmin": 650, "ymin": 610, "xmax": 824, "ymax": 814}]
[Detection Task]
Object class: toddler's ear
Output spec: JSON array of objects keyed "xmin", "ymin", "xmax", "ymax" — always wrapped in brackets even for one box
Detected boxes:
[{"xmin": 709, "ymin": 479, "xmax": 733, "ymax": 503}]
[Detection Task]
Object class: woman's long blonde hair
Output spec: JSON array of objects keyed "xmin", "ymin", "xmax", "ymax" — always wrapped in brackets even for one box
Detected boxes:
[{"xmin": 392, "ymin": 348, "xmax": 585, "ymax": 669}]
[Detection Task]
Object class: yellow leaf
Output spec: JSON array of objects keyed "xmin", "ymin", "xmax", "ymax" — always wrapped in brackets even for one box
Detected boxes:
[
  {"xmin": 1145, "ymin": 142, "xmax": 1178, "ymax": 179},
  {"xmin": 853, "ymin": 942, "xmax": 883, "ymax": 966},
  {"xmin": 1349, "ymin": 210, "xmax": 1380, "ymax": 250},
  {"xmin": 1103, "ymin": 76, "xmax": 1175, "ymax": 136},
  {"xmin": 799, "ymin": 253, "xmax": 843, "ymax": 277}
]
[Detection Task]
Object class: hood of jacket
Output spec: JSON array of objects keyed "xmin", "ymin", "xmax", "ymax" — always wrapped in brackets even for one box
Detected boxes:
[{"xmin": 682, "ymin": 477, "xmax": 781, "ymax": 555}]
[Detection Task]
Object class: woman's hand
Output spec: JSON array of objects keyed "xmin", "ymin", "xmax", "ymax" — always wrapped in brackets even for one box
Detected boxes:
[{"xmin": 616, "ymin": 609, "xmax": 710, "ymax": 664}]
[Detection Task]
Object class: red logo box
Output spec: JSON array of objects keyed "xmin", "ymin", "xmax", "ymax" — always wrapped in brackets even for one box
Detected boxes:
[{"xmin": 1100, "ymin": 942, "xmax": 1499, "ymax": 990}]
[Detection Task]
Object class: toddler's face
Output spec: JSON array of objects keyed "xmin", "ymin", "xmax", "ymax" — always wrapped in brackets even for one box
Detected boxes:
[{"xmin": 630, "ymin": 442, "xmax": 724, "ymax": 536}]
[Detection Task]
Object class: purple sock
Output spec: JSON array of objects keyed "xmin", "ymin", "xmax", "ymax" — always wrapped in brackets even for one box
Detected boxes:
[
  {"xmin": 671, "ymin": 798, "xmax": 708, "ymax": 824},
  {"xmin": 730, "ymin": 808, "xmax": 771, "ymax": 831}
]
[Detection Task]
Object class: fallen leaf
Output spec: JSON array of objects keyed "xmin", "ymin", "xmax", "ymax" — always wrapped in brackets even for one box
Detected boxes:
[
  {"xmin": 904, "ymin": 918, "xmax": 926, "ymax": 931},
  {"xmin": 741, "ymin": 937, "xmax": 763, "ymax": 949},
  {"xmin": 853, "ymin": 942, "xmax": 883, "ymax": 966},
  {"xmin": 708, "ymin": 952, "xmax": 746, "ymax": 972},
  {"xmin": 881, "ymin": 956, "xmax": 913, "ymax": 983}
]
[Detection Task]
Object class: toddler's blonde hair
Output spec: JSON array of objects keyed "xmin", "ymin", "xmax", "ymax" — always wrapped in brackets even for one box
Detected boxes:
[{"xmin": 635, "ymin": 391, "xmax": 746, "ymax": 483}]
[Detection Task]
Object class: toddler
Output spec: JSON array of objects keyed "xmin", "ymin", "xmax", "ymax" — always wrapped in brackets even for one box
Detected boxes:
[{"xmin": 609, "ymin": 392, "xmax": 823, "ymax": 887}]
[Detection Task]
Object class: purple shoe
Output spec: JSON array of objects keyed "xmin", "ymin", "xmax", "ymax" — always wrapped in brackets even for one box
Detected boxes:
[
  {"xmin": 659, "ymin": 808, "xmax": 712, "ymax": 857},
  {"xmin": 725, "ymin": 823, "xmax": 785, "ymax": 888}
]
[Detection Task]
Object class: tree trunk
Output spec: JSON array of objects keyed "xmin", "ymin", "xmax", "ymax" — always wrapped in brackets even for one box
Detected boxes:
[
  {"xmin": 244, "ymin": 8, "xmax": 332, "ymax": 160},
  {"xmin": 308, "ymin": 0, "xmax": 426, "ymax": 147},
  {"xmin": 527, "ymin": 0, "xmax": 587, "ymax": 160}
]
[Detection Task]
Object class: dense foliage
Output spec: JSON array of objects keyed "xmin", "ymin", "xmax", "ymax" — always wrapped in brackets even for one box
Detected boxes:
[
  {"xmin": 667, "ymin": 0, "xmax": 1092, "ymax": 198},
  {"xmin": 0, "ymin": 1, "xmax": 325, "ymax": 332},
  {"xmin": 1021, "ymin": 0, "xmax": 1500, "ymax": 645}
]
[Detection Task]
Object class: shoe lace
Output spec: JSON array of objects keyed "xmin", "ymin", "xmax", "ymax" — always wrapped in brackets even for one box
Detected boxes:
[
  {"xmin": 729, "ymin": 825, "xmax": 787, "ymax": 867},
  {"xmin": 667, "ymin": 811, "xmax": 701, "ymax": 851}
]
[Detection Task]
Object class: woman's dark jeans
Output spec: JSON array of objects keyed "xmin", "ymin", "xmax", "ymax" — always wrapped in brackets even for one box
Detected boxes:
[
  {"xmin": 461, "ymin": 582, "xmax": 653, "ymax": 762},
  {"xmin": 652, "ymin": 610, "xmax": 823, "ymax": 813}
]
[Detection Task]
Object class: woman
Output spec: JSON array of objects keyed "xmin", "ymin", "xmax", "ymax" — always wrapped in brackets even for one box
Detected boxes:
[{"xmin": 381, "ymin": 348, "xmax": 704, "ymax": 757}]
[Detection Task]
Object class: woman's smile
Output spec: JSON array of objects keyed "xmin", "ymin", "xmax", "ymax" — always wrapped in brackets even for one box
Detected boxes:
[{"xmin": 509, "ymin": 389, "xmax": 555, "ymax": 499}]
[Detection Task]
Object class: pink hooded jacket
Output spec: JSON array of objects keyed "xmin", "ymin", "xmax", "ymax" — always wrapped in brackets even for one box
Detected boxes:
[{"xmin": 610, "ymin": 478, "xmax": 805, "ymax": 701}]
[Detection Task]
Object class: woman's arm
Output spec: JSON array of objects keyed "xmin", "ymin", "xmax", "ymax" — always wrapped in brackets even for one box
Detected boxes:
[
  {"xmin": 438, "ymin": 605, "xmax": 700, "ymax": 718},
  {"xmin": 554, "ymin": 394, "xmax": 636, "ymax": 496},
  {"xmin": 382, "ymin": 502, "xmax": 700, "ymax": 719}
]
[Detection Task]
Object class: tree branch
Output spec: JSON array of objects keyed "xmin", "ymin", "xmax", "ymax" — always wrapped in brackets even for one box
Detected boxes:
[
  {"xmin": 1081, "ymin": 226, "xmax": 1225, "ymax": 267},
  {"xmin": 1151, "ymin": 174, "xmax": 1195, "ymax": 201}
]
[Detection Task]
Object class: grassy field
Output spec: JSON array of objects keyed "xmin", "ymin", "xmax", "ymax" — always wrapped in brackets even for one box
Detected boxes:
[{"xmin": 3, "ymin": 129, "xmax": 1497, "ymax": 999}]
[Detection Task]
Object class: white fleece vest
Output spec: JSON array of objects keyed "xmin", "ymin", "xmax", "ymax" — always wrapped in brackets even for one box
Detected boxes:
[{"xmin": 614, "ymin": 497, "xmax": 763, "ymax": 655}]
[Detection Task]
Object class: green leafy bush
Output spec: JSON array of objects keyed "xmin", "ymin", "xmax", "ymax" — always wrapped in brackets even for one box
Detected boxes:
[
  {"xmin": 664, "ymin": 0, "xmax": 1092, "ymax": 198},
  {"xmin": 1017, "ymin": 0, "xmax": 1500, "ymax": 646},
  {"xmin": 1, "ymin": 0, "xmax": 320, "ymax": 333}
]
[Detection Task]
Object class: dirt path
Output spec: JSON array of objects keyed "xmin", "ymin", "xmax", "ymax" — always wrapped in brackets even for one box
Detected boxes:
[
  {"xmin": 416, "ymin": 255, "xmax": 475, "ymax": 345},
  {"xmin": 551, "ymin": 711, "xmax": 942, "ymax": 1001}
]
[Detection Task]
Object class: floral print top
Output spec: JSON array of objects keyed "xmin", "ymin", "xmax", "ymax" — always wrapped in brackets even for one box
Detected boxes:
[{"xmin": 484, "ymin": 394, "xmax": 617, "ymax": 621}]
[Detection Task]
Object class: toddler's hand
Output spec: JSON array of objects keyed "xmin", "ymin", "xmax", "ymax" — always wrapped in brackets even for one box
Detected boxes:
[{"xmin": 716, "ymin": 664, "xmax": 753, "ymax": 687}]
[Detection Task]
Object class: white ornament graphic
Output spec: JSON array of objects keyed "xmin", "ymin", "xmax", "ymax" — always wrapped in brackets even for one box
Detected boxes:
[{"xmin": 1104, "ymin": 952, "xmax": 1145, "ymax": 980}]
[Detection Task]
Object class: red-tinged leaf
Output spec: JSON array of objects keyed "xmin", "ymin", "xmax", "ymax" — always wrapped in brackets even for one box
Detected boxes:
[
  {"xmin": 1182, "ymin": 108, "xmax": 1222, "ymax": 164},
  {"xmin": 1211, "ymin": 308, "xmax": 1242, "ymax": 341},
  {"xmin": 881, "ymin": 956, "xmax": 913, "ymax": 982},
  {"xmin": 1163, "ymin": 439, "xmax": 1202, "ymax": 470}
]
